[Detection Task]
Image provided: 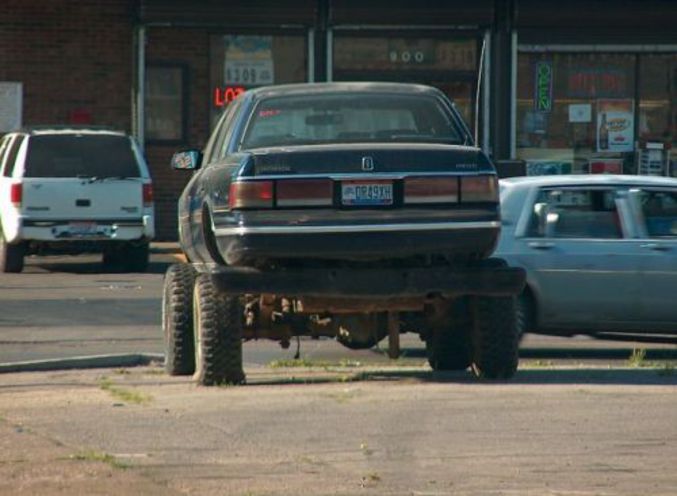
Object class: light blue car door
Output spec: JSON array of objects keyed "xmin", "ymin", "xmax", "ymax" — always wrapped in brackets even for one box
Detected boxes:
[
  {"xmin": 628, "ymin": 187, "xmax": 677, "ymax": 329},
  {"xmin": 516, "ymin": 186, "xmax": 644, "ymax": 330}
]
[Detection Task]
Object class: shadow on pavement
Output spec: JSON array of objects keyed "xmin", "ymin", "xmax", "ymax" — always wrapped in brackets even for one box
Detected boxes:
[
  {"xmin": 247, "ymin": 366, "xmax": 677, "ymax": 387},
  {"xmin": 26, "ymin": 260, "xmax": 171, "ymax": 275}
]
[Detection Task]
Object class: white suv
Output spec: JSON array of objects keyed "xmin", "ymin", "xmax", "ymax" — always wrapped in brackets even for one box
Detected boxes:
[{"xmin": 0, "ymin": 127, "xmax": 155, "ymax": 272}]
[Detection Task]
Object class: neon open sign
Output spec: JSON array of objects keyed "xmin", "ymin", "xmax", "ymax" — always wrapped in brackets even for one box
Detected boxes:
[
  {"xmin": 534, "ymin": 61, "xmax": 553, "ymax": 113},
  {"xmin": 214, "ymin": 86, "xmax": 246, "ymax": 107}
]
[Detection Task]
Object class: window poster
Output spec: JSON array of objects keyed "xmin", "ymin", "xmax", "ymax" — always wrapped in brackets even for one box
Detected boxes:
[
  {"xmin": 597, "ymin": 99, "xmax": 634, "ymax": 153},
  {"xmin": 224, "ymin": 36, "xmax": 274, "ymax": 86}
]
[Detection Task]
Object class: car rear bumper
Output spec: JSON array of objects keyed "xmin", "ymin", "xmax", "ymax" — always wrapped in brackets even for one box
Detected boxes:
[
  {"xmin": 211, "ymin": 206, "xmax": 500, "ymax": 265},
  {"xmin": 214, "ymin": 221, "xmax": 500, "ymax": 266}
]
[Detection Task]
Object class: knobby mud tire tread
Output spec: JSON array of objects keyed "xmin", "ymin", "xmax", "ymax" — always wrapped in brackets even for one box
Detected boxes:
[
  {"xmin": 426, "ymin": 297, "xmax": 473, "ymax": 371},
  {"xmin": 470, "ymin": 296, "xmax": 519, "ymax": 379},
  {"xmin": 163, "ymin": 263, "xmax": 197, "ymax": 376},
  {"xmin": 193, "ymin": 274, "xmax": 245, "ymax": 386}
]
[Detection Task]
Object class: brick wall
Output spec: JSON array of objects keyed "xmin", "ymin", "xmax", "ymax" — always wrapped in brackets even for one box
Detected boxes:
[
  {"xmin": 0, "ymin": 0, "xmax": 134, "ymax": 129},
  {"xmin": 144, "ymin": 27, "xmax": 211, "ymax": 240}
]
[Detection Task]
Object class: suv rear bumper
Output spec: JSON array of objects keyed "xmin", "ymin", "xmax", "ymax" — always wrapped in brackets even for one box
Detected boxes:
[
  {"xmin": 15, "ymin": 216, "xmax": 154, "ymax": 242},
  {"xmin": 206, "ymin": 262, "xmax": 525, "ymax": 298}
]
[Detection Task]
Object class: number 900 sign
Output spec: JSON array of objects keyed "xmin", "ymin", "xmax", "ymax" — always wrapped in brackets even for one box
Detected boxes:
[{"xmin": 389, "ymin": 50, "xmax": 425, "ymax": 63}]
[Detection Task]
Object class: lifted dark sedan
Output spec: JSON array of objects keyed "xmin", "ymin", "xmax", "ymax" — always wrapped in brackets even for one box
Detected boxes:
[{"xmin": 163, "ymin": 83, "xmax": 525, "ymax": 385}]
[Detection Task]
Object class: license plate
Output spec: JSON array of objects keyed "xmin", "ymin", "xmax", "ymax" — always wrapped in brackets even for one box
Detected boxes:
[
  {"xmin": 341, "ymin": 180, "xmax": 393, "ymax": 206},
  {"xmin": 69, "ymin": 221, "xmax": 98, "ymax": 235}
]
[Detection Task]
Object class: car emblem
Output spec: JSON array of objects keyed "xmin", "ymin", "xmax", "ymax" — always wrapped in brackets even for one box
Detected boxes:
[{"xmin": 361, "ymin": 156, "xmax": 374, "ymax": 171}]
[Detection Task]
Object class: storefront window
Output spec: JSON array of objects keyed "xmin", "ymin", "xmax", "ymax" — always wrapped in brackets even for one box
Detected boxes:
[
  {"xmin": 209, "ymin": 34, "xmax": 307, "ymax": 128},
  {"xmin": 517, "ymin": 51, "xmax": 676, "ymax": 177},
  {"xmin": 333, "ymin": 35, "xmax": 479, "ymax": 133},
  {"xmin": 145, "ymin": 65, "xmax": 186, "ymax": 143}
]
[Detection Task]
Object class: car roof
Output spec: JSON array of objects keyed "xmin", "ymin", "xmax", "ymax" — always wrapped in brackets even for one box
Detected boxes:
[
  {"xmin": 18, "ymin": 126, "xmax": 128, "ymax": 137},
  {"xmin": 500, "ymin": 174, "xmax": 677, "ymax": 190},
  {"xmin": 244, "ymin": 82, "xmax": 445, "ymax": 100}
]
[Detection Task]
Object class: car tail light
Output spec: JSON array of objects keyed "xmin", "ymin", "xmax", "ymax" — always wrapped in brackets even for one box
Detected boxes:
[
  {"xmin": 10, "ymin": 183, "xmax": 22, "ymax": 207},
  {"xmin": 404, "ymin": 177, "xmax": 459, "ymax": 204},
  {"xmin": 142, "ymin": 183, "xmax": 154, "ymax": 206},
  {"xmin": 460, "ymin": 175, "xmax": 498, "ymax": 202},
  {"xmin": 229, "ymin": 181, "xmax": 274, "ymax": 209},
  {"xmin": 276, "ymin": 179, "xmax": 333, "ymax": 207}
]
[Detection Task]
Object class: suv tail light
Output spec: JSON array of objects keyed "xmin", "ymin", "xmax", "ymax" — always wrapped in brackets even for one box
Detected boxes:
[
  {"xmin": 142, "ymin": 183, "xmax": 154, "ymax": 206},
  {"xmin": 276, "ymin": 179, "xmax": 333, "ymax": 207},
  {"xmin": 10, "ymin": 183, "xmax": 22, "ymax": 207},
  {"xmin": 460, "ymin": 175, "xmax": 498, "ymax": 202},
  {"xmin": 229, "ymin": 181, "xmax": 274, "ymax": 209},
  {"xmin": 404, "ymin": 177, "xmax": 458, "ymax": 204}
]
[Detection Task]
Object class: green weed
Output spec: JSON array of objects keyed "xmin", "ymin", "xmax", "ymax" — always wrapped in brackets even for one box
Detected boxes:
[{"xmin": 99, "ymin": 377, "xmax": 152, "ymax": 405}]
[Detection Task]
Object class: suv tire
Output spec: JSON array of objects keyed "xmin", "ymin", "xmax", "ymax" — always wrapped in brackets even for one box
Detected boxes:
[
  {"xmin": 162, "ymin": 264, "xmax": 197, "ymax": 376},
  {"xmin": 0, "ymin": 230, "xmax": 24, "ymax": 273},
  {"xmin": 470, "ymin": 296, "xmax": 519, "ymax": 379},
  {"xmin": 193, "ymin": 274, "xmax": 245, "ymax": 386}
]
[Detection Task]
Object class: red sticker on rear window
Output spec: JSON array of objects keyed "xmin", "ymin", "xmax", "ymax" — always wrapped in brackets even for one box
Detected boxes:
[{"xmin": 259, "ymin": 109, "xmax": 281, "ymax": 118}]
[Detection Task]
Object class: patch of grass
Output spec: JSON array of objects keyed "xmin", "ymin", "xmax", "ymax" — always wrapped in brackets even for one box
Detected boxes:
[
  {"xmin": 360, "ymin": 472, "xmax": 382, "ymax": 487},
  {"xmin": 99, "ymin": 377, "xmax": 152, "ymax": 405},
  {"xmin": 268, "ymin": 358, "xmax": 363, "ymax": 369},
  {"xmin": 657, "ymin": 362, "xmax": 675, "ymax": 377},
  {"xmin": 70, "ymin": 450, "xmax": 130, "ymax": 469},
  {"xmin": 268, "ymin": 357, "xmax": 318, "ymax": 368},
  {"xmin": 628, "ymin": 348, "xmax": 647, "ymax": 368}
]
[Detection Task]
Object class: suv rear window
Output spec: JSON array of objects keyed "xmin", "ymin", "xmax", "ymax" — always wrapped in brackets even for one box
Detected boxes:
[{"xmin": 24, "ymin": 135, "xmax": 141, "ymax": 178}]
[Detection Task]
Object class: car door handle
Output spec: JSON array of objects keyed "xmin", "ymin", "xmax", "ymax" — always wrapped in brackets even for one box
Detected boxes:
[
  {"xmin": 528, "ymin": 241, "xmax": 555, "ymax": 250},
  {"xmin": 640, "ymin": 243, "xmax": 671, "ymax": 252}
]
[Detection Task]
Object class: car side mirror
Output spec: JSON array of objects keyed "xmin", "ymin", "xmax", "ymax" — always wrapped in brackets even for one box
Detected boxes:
[{"xmin": 171, "ymin": 150, "xmax": 202, "ymax": 170}]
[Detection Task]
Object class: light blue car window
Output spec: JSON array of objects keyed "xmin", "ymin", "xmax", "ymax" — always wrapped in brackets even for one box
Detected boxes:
[
  {"xmin": 638, "ymin": 190, "xmax": 677, "ymax": 238},
  {"xmin": 527, "ymin": 188, "xmax": 622, "ymax": 239}
]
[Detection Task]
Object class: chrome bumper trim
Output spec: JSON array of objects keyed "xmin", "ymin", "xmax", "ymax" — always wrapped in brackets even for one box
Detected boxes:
[{"xmin": 214, "ymin": 221, "xmax": 500, "ymax": 236}]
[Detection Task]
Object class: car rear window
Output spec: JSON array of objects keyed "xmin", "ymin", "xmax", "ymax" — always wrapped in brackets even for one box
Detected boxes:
[
  {"xmin": 241, "ymin": 93, "xmax": 465, "ymax": 149},
  {"xmin": 24, "ymin": 134, "xmax": 141, "ymax": 178}
]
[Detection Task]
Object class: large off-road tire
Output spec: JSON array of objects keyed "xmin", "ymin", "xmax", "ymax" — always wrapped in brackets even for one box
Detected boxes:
[
  {"xmin": 193, "ymin": 274, "xmax": 245, "ymax": 386},
  {"xmin": 470, "ymin": 296, "xmax": 519, "ymax": 379},
  {"xmin": 426, "ymin": 297, "xmax": 472, "ymax": 371},
  {"xmin": 162, "ymin": 263, "xmax": 196, "ymax": 376},
  {"xmin": 0, "ymin": 229, "xmax": 24, "ymax": 273}
]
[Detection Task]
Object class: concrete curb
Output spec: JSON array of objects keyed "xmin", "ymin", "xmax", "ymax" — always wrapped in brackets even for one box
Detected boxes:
[{"xmin": 0, "ymin": 353, "xmax": 164, "ymax": 374}]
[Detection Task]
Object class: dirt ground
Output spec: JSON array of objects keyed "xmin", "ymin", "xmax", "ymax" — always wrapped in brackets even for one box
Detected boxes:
[{"xmin": 1, "ymin": 363, "xmax": 676, "ymax": 496}]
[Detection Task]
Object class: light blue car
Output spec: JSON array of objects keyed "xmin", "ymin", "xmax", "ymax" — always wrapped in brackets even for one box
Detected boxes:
[{"xmin": 495, "ymin": 174, "xmax": 677, "ymax": 341}]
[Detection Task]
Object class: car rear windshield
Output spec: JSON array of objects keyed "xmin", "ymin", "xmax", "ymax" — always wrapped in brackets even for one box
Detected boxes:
[
  {"xmin": 241, "ymin": 93, "xmax": 466, "ymax": 149},
  {"xmin": 24, "ymin": 134, "xmax": 141, "ymax": 178}
]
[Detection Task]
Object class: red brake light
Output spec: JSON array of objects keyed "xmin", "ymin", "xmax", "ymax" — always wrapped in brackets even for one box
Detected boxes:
[
  {"xmin": 404, "ymin": 177, "xmax": 459, "ymax": 204},
  {"xmin": 229, "ymin": 181, "xmax": 274, "ymax": 209},
  {"xmin": 142, "ymin": 183, "xmax": 154, "ymax": 206},
  {"xmin": 10, "ymin": 183, "xmax": 22, "ymax": 206},
  {"xmin": 460, "ymin": 175, "xmax": 498, "ymax": 202},
  {"xmin": 276, "ymin": 179, "xmax": 333, "ymax": 207}
]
